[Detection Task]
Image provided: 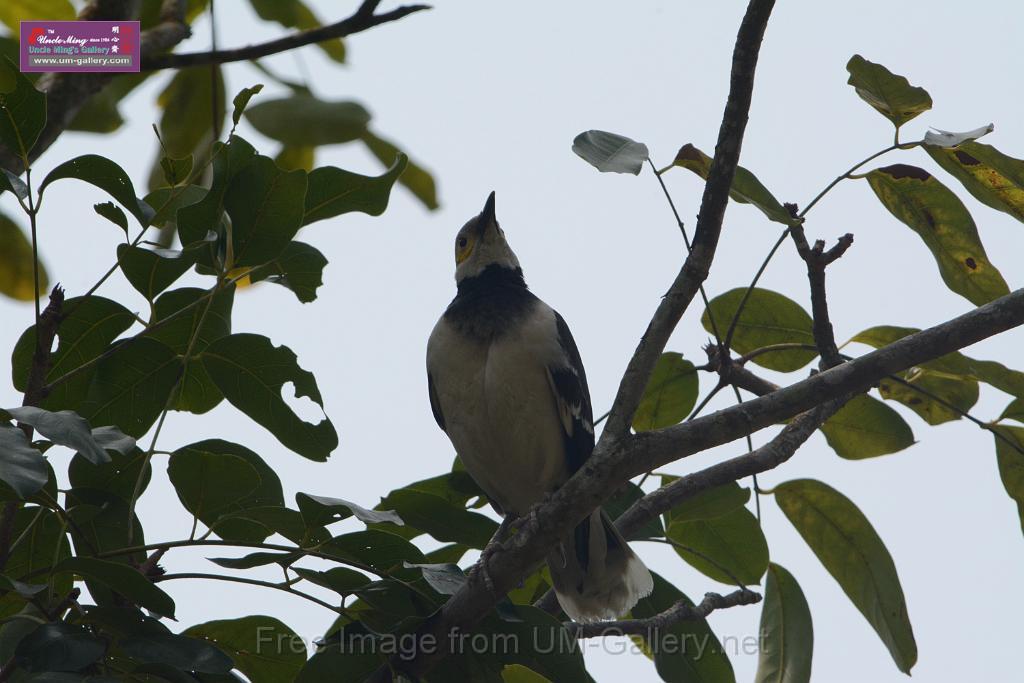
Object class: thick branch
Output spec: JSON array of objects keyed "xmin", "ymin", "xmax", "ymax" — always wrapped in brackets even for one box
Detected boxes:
[
  {"xmin": 602, "ymin": 0, "xmax": 777, "ymax": 438},
  {"xmin": 574, "ymin": 589, "xmax": 762, "ymax": 639},
  {"xmin": 616, "ymin": 398, "xmax": 846, "ymax": 538},
  {"xmin": 789, "ymin": 220, "xmax": 853, "ymax": 368},
  {"xmin": 142, "ymin": 3, "xmax": 431, "ymax": 70},
  {"xmin": 371, "ymin": 286, "xmax": 1024, "ymax": 681},
  {"xmin": 0, "ymin": 0, "xmax": 190, "ymax": 173}
]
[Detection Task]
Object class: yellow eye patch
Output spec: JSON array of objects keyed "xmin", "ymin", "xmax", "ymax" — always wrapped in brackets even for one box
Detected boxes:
[{"xmin": 455, "ymin": 233, "xmax": 475, "ymax": 264}]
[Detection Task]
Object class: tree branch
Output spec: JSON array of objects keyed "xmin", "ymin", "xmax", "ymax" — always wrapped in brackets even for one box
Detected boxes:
[
  {"xmin": 574, "ymin": 588, "xmax": 762, "ymax": 639},
  {"xmin": 789, "ymin": 216, "xmax": 853, "ymax": 368},
  {"xmin": 602, "ymin": 0, "xmax": 778, "ymax": 438},
  {"xmin": 0, "ymin": 0, "xmax": 191, "ymax": 174},
  {"xmin": 141, "ymin": 2, "xmax": 432, "ymax": 70}
]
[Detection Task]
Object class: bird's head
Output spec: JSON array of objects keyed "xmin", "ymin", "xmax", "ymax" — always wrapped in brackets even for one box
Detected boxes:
[{"xmin": 453, "ymin": 191, "xmax": 521, "ymax": 283}]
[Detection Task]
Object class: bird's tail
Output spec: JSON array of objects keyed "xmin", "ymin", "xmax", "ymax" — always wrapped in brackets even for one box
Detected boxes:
[{"xmin": 546, "ymin": 508, "xmax": 654, "ymax": 623}]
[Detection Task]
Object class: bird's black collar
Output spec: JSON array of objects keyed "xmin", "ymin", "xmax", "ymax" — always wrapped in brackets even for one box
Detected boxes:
[
  {"xmin": 456, "ymin": 263, "xmax": 527, "ymax": 295},
  {"xmin": 445, "ymin": 264, "xmax": 536, "ymax": 340}
]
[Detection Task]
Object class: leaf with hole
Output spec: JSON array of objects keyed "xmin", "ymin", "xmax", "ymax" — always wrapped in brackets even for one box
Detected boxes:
[
  {"xmin": 774, "ymin": 479, "xmax": 916, "ymax": 673},
  {"xmin": 664, "ymin": 143, "xmax": 793, "ymax": 224},
  {"xmin": 633, "ymin": 352, "xmax": 699, "ymax": 431},
  {"xmin": 702, "ymin": 288, "xmax": 816, "ymax": 372},
  {"xmin": 846, "ymin": 55, "xmax": 931, "ymax": 130},
  {"xmin": 863, "ymin": 164, "xmax": 1008, "ymax": 306},
  {"xmin": 819, "ymin": 394, "xmax": 914, "ymax": 459},
  {"xmin": 201, "ymin": 333, "xmax": 337, "ymax": 461},
  {"xmin": 755, "ymin": 563, "xmax": 813, "ymax": 683},
  {"xmin": 925, "ymin": 140, "xmax": 1024, "ymax": 224},
  {"xmin": 248, "ymin": 240, "xmax": 327, "ymax": 303},
  {"xmin": 571, "ymin": 130, "xmax": 648, "ymax": 175},
  {"xmin": 302, "ymin": 155, "xmax": 407, "ymax": 226}
]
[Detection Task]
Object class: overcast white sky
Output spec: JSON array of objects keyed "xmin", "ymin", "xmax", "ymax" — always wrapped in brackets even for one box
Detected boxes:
[{"xmin": 2, "ymin": 1, "xmax": 1024, "ymax": 681}]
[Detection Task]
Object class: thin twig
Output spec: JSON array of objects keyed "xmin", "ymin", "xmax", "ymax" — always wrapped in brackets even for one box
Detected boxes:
[{"xmin": 574, "ymin": 588, "xmax": 761, "ymax": 638}]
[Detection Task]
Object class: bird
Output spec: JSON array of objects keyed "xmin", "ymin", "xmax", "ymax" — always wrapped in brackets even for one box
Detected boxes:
[{"xmin": 426, "ymin": 191, "xmax": 653, "ymax": 622}]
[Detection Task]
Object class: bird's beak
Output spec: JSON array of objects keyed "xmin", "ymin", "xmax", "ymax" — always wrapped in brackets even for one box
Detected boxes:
[{"xmin": 476, "ymin": 191, "xmax": 497, "ymax": 238}]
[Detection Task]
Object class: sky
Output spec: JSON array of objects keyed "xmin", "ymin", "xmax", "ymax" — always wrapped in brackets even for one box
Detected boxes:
[{"xmin": 2, "ymin": 1, "xmax": 1024, "ymax": 681}]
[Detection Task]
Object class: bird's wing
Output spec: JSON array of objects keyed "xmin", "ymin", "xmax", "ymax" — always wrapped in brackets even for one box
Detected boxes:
[
  {"xmin": 546, "ymin": 311, "xmax": 595, "ymax": 475},
  {"xmin": 427, "ymin": 371, "xmax": 446, "ymax": 432}
]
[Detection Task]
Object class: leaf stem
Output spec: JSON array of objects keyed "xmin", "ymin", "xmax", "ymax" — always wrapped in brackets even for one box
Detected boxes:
[{"xmin": 154, "ymin": 571, "xmax": 345, "ymax": 614}]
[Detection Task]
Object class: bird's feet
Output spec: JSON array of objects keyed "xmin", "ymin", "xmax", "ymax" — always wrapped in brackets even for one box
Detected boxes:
[{"xmin": 476, "ymin": 514, "xmax": 517, "ymax": 595}]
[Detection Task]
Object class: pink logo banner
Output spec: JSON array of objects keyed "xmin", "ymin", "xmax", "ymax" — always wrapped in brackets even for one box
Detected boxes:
[{"xmin": 20, "ymin": 21, "xmax": 141, "ymax": 73}]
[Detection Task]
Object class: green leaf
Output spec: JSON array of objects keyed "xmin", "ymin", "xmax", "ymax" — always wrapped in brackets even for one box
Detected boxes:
[
  {"xmin": 302, "ymin": 155, "xmax": 407, "ymax": 226},
  {"xmin": 94, "ymin": 201, "xmax": 129, "ymax": 236},
  {"xmin": 39, "ymin": 155, "xmax": 154, "ymax": 227},
  {"xmin": 168, "ymin": 442, "xmax": 263, "ymax": 532},
  {"xmin": 246, "ymin": 95, "xmax": 370, "ymax": 146},
  {"xmin": 851, "ymin": 325, "xmax": 1024, "ymax": 400},
  {"xmin": 0, "ymin": 57, "xmax": 46, "ymax": 158},
  {"xmin": 0, "ymin": 508, "xmax": 70, "ymax": 618},
  {"xmin": 863, "ymin": 164, "xmax": 1008, "ymax": 306},
  {"xmin": 275, "ymin": 144, "xmax": 314, "ymax": 171},
  {"xmin": 0, "ymin": 575, "xmax": 45, "ymax": 598},
  {"xmin": 702, "ymin": 288, "xmax": 816, "ymax": 372},
  {"xmin": 296, "ymin": 492, "xmax": 403, "ymax": 528},
  {"xmin": 0, "ymin": 168, "xmax": 28, "ymax": 199},
  {"xmin": 0, "ymin": 1, "xmax": 74, "ymax": 32},
  {"xmin": 631, "ymin": 572, "xmax": 736, "ymax": 682},
  {"xmin": 4, "ymin": 406, "xmax": 109, "ymax": 464},
  {"xmin": 12, "ymin": 296, "xmax": 135, "ymax": 411},
  {"xmin": 571, "ymin": 129, "xmax": 648, "ymax": 175},
  {"xmin": 69, "ymin": 445, "xmax": 148, "ymax": 501},
  {"xmin": 323, "ymin": 529, "xmax": 428, "ymax": 577},
  {"xmin": 14, "ymin": 622, "xmax": 104, "ymax": 673},
  {"xmin": 1000, "ymin": 398, "xmax": 1024, "ymax": 425},
  {"xmin": 149, "ymin": 285, "xmax": 234, "ymax": 414},
  {"xmin": 403, "ymin": 562, "xmax": 467, "ymax": 596},
  {"xmin": 633, "ymin": 352, "xmax": 699, "ymax": 431},
  {"xmin": 604, "ymin": 481, "xmax": 663, "ymax": 541},
  {"xmin": 845, "ymin": 55, "xmax": 932, "ymax": 130},
  {"xmin": 117, "ymin": 244, "xmax": 195, "ymax": 301},
  {"xmin": 66, "ymin": 489, "xmax": 146, "ymax": 568},
  {"xmin": 156, "ymin": 65, "xmax": 225, "ymax": 158},
  {"xmin": 819, "ymin": 394, "xmax": 914, "ymax": 459},
  {"xmin": 991, "ymin": 426, "xmax": 1024, "ymax": 535},
  {"xmin": 208, "ymin": 551, "xmax": 297, "ymax": 570},
  {"xmin": 662, "ymin": 477, "xmax": 751, "ymax": 523},
  {"xmin": 755, "ymin": 563, "xmax": 813, "ymax": 683},
  {"xmin": 0, "ymin": 425, "xmax": 46, "ymax": 498},
  {"xmin": 231, "ymin": 83, "xmax": 264, "ymax": 126},
  {"xmin": 248, "ymin": 240, "xmax": 327, "ymax": 303},
  {"xmin": 185, "ymin": 616, "xmax": 305, "ymax": 683},
  {"xmin": 877, "ymin": 369, "xmax": 979, "ymax": 426},
  {"xmin": 224, "ymin": 155, "xmax": 307, "ymax": 267},
  {"xmin": 362, "ymin": 130, "xmax": 439, "ymax": 210},
  {"xmin": 176, "ymin": 135, "xmax": 257, "ymax": 247},
  {"xmin": 79, "ymin": 337, "xmax": 183, "ymax": 438},
  {"xmin": 119, "ymin": 632, "xmax": 233, "ymax": 674},
  {"xmin": 159, "ymin": 154, "xmax": 194, "ymax": 186},
  {"xmin": 664, "ymin": 143, "xmax": 794, "ymax": 224},
  {"xmin": 375, "ymin": 488, "xmax": 498, "ymax": 548},
  {"xmin": 666, "ymin": 506, "xmax": 768, "ymax": 585},
  {"xmin": 0, "ymin": 210, "xmax": 47, "ymax": 301},
  {"xmin": 774, "ymin": 479, "xmax": 916, "ymax": 673},
  {"xmin": 292, "ymin": 567, "xmax": 371, "ymax": 595},
  {"xmin": 925, "ymin": 140, "xmax": 1024, "ymax": 224},
  {"xmin": 53, "ymin": 557, "xmax": 175, "ymax": 617},
  {"xmin": 201, "ymin": 333, "xmax": 337, "ymax": 460},
  {"xmin": 144, "ymin": 184, "xmax": 208, "ymax": 229},
  {"xmin": 248, "ymin": 0, "xmax": 345, "ymax": 62},
  {"xmin": 214, "ymin": 505, "xmax": 319, "ymax": 546}
]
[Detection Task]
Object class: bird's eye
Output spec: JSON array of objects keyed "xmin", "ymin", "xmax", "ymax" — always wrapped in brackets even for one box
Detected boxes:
[{"xmin": 457, "ymin": 237, "xmax": 468, "ymax": 249}]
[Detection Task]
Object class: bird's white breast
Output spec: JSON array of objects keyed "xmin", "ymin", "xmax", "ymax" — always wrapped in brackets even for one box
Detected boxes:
[{"xmin": 427, "ymin": 302, "xmax": 570, "ymax": 516}]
